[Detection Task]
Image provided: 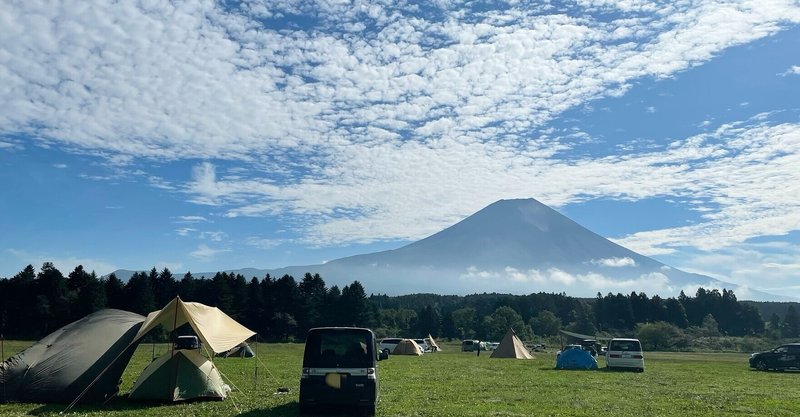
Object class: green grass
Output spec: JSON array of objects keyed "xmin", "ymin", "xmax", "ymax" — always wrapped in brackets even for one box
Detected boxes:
[{"xmin": 1, "ymin": 341, "xmax": 799, "ymax": 416}]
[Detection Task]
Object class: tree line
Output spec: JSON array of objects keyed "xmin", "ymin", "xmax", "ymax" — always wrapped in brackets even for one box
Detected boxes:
[{"xmin": 1, "ymin": 263, "xmax": 798, "ymax": 344}]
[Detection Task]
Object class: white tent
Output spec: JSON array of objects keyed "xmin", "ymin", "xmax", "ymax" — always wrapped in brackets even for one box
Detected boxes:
[{"xmin": 134, "ymin": 297, "xmax": 255, "ymax": 354}]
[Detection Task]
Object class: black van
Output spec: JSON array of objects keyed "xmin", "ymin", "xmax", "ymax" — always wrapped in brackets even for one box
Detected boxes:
[{"xmin": 299, "ymin": 327, "xmax": 388, "ymax": 416}]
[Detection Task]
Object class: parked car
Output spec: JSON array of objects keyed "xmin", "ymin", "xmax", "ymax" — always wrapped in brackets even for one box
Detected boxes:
[
  {"xmin": 749, "ymin": 343, "xmax": 800, "ymax": 371},
  {"xmin": 300, "ymin": 327, "xmax": 388, "ymax": 416},
  {"xmin": 174, "ymin": 335, "xmax": 200, "ymax": 350},
  {"xmin": 486, "ymin": 342, "xmax": 500, "ymax": 351},
  {"xmin": 461, "ymin": 340, "xmax": 483, "ymax": 352},
  {"xmin": 556, "ymin": 344, "xmax": 582, "ymax": 359},
  {"xmin": 605, "ymin": 338, "xmax": 644, "ymax": 372},
  {"xmin": 378, "ymin": 338, "xmax": 403, "ymax": 354},
  {"xmin": 413, "ymin": 339, "xmax": 431, "ymax": 353}
]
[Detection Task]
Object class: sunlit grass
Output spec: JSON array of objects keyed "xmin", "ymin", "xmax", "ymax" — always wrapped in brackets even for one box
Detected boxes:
[{"xmin": 1, "ymin": 341, "xmax": 799, "ymax": 416}]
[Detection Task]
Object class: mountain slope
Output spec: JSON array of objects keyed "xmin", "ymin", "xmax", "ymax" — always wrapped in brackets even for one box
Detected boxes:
[{"xmin": 110, "ymin": 198, "xmax": 784, "ymax": 300}]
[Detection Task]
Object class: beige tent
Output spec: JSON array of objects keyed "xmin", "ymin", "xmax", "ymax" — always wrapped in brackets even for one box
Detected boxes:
[
  {"xmin": 425, "ymin": 334, "xmax": 441, "ymax": 352},
  {"xmin": 490, "ymin": 328, "xmax": 533, "ymax": 359},
  {"xmin": 134, "ymin": 297, "xmax": 256, "ymax": 354},
  {"xmin": 392, "ymin": 339, "xmax": 423, "ymax": 356}
]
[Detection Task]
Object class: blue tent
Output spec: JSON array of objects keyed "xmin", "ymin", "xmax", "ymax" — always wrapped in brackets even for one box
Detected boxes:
[{"xmin": 556, "ymin": 347, "xmax": 598, "ymax": 370}]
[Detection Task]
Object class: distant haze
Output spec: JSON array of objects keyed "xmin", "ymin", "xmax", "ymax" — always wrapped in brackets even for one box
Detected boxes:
[{"xmin": 110, "ymin": 199, "xmax": 785, "ymax": 301}]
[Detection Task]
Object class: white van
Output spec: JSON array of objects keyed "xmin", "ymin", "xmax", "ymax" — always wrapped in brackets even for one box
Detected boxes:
[{"xmin": 605, "ymin": 338, "xmax": 644, "ymax": 372}]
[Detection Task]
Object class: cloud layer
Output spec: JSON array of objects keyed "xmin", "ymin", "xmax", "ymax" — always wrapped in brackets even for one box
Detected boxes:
[{"xmin": 2, "ymin": 1, "xmax": 800, "ymax": 295}]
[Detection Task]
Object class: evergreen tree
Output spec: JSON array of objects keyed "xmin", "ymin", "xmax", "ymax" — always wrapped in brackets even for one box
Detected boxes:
[
  {"xmin": 783, "ymin": 305, "xmax": 800, "ymax": 338},
  {"xmin": 339, "ymin": 281, "xmax": 373, "ymax": 328},
  {"xmin": 244, "ymin": 277, "xmax": 265, "ymax": 335},
  {"xmin": 36, "ymin": 262, "xmax": 70, "ymax": 333},
  {"xmin": 665, "ymin": 297, "xmax": 689, "ymax": 328},
  {"xmin": 414, "ymin": 305, "xmax": 441, "ymax": 337},
  {"xmin": 153, "ymin": 267, "xmax": 178, "ymax": 307},
  {"xmin": 74, "ymin": 271, "xmax": 106, "ymax": 318},
  {"xmin": 104, "ymin": 273, "xmax": 126, "ymax": 309},
  {"xmin": 298, "ymin": 273, "xmax": 327, "ymax": 334},
  {"xmin": 125, "ymin": 271, "xmax": 155, "ymax": 315},
  {"xmin": 178, "ymin": 272, "xmax": 196, "ymax": 300}
]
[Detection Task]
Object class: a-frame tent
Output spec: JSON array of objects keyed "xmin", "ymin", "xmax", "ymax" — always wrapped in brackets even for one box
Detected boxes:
[
  {"xmin": 128, "ymin": 349, "xmax": 228, "ymax": 401},
  {"xmin": 490, "ymin": 328, "xmax": 533, "ymax": 359},
  {"xmin": 127, "ymin": 297, "xmax": 256, "ymax": 402},
  {"xmin": 134, "ymin": 297, "xmax": 256, "ymax": 354},
  {"xmin": 425, "ymin": 334, "xmax": 441, "ymax": 352}
]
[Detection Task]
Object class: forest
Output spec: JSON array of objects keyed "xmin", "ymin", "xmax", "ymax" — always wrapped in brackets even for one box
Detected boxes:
[{"xmin": 1, "ymin": 263, "xmax": 798, "ymax": 347}]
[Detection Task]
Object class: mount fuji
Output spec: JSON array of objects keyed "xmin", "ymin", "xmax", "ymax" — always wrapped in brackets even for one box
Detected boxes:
[{"xmin": 112, "ymin": 198, "xmax": 777, "ymax": 299}]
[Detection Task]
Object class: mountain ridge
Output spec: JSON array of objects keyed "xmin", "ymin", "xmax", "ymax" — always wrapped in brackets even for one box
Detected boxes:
[{"xmin": 109, "ymin": 198, "xmax": 787, "ymax": 301}]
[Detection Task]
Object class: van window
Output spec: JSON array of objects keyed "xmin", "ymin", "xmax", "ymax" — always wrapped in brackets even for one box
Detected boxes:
[
  {"xmin": 304, "ymin": 329, "xmax": 375, "ymax": 368},
  {"xmin": 609, "ymin": 340, "xmax": 642, "ymax": 352}
]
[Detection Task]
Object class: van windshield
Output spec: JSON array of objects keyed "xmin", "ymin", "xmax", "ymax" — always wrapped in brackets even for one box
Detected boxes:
[
  {"xmin": 304, "ymin": 329, "xmax": 376, "ymax": 368},
  {"xmin": 609, "ymin": 340, "xmax": 642, "ymax": 352}
]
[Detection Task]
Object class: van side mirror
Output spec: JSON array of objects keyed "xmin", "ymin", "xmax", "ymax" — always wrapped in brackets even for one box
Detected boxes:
[{"xmin": 378, "ymin": 350, "xmax": 390, "ymax": 361}]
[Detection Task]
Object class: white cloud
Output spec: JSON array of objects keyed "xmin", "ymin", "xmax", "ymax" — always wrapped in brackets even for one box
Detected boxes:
[
  {"xmin": 176, "ymin": 215, "xmax": 209, "ymax": 223},
  {"xmin": 189, "ymin": 244, "xmax": 231, "ymax": 261},
  {"xmin": 175, "ymin": 228, "xmax": 196, "ymax": 237},
  {"xmin": 200, "ymin": 231, "xmax": 227, "ymax": 242},
  {"xmin": 780, "ymin": 65, "xmax": 800, "ymax": 76},
  {"xmin": 2, "ymin": 1, "xmax": 800, "ymax": 293},
  {"xmin": 53, "ymin": 163, "xmax": 67, "ymax": 169},
  {"xmin": 591, "ymin": 257, "xmax": 637, "ymax": 267},
  {"xmin": 463, "ymin": 266, "xmax": 677, "ymax": 296}
]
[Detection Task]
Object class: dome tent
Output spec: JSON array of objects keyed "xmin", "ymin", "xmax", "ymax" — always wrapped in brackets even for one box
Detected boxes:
[
  {"xmin": 0, "ymin": 309, "xmax": 144, "ymax": 404},
  {"xmin": 392, "ymin": 339, "xmax": 423, "ymax": 355},
  {"xmin": 556, "ymin": 347, "xmax": 598, "ymax": 370}
]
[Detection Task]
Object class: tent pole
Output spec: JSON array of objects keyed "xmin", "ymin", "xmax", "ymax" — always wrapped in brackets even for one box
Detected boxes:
[
  {"xmin": 168, "ymin": 297, "xmax": 180, "ymax": 401},
  {"xmin": 254, "ymin": 334, "xmax": 258, "ymax": 390}
]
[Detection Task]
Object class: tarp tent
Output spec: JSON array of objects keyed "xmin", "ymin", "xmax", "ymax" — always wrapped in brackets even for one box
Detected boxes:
[
  {"xmin": 134, "ymin": 297, "xmax": 256, "ymax": 354},
  {"xmin": 392, "ymin": 339, "xmax": 423, "ymax": 356},
  {"xmin": 425, "ymin": 334, "xmax": 441, "ymax": 352},
  {"xmin": 490, "ymin": 328, "xmax": 533, "ymax": 359},
  {"xmin": 217, "ymin": 342, "xmax": 255, "ymax": 358},
  {"xmin": 0, "ymin": 309, "xmax": 144, "ymax": 404},
  {"xmin": 556, "ymin": 347, "xmax": 598, "ymax": 370},
  {"xmin": 128, "ymin": 349, "xmax": 228, "ymax": 401}
]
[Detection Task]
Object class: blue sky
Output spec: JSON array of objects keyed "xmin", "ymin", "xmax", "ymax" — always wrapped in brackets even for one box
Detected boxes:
[{"xmin": 1, "ymin": 0, "xmax": 799, "ymax": 298}]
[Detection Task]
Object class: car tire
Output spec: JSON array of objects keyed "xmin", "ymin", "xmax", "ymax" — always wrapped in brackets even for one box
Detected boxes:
[
  {"xmin": 756, "ymin": 360, "xmax": 768, "ymax": 371},
  {"xmin": 383, "ymin": 348, "xmax": 391, "ymax": 355}
]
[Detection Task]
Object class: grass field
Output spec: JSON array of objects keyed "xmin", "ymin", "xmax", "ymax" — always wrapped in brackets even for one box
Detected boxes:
[{"xmin": 1, "ymin": 340, "xmax": 799, "ymax": 417}]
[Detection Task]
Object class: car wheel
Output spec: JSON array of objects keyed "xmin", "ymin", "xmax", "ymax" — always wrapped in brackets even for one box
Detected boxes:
[
  {"xmin": 756, "ymin": 360, "xmax": 768, "ymax": 371},
  {"xmin": 383, "ymin": 348, "xmax": 391, "ymax": 355}
]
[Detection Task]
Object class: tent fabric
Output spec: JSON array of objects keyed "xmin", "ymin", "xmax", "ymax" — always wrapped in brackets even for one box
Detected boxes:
[
  {"xmin": 425, "ymin": 334, "xmax": 441, "ymax": 352},
  {"xmin": 392, "ymin": 339, "xmax": 423, "ymax": 356},
  {"xmin": 217, "ymin": 342, "xmax": 255, "ymax": 358},
  {"xmin": 490, "ymin": 328, "xmax": 533, "ymax": 359},
  {"xmin": 0, "ymin": 309, "xmax": 144, "ymax": 404},
  {"xmin": 135, "ymin": 297, "xmax": 255, "ymax": 354},
  {"xmin": 556, "ymin": 347, "xmax": 598, "ymax": 370},
  {"xmin": 128, "ymin": 349, "xmax": 228, "ymax": 401}
]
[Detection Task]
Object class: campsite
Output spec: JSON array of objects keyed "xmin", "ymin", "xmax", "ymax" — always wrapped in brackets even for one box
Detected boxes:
[{"xmin": 2, "ymin": 338, "xmax": 800, "ymax": 416}]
